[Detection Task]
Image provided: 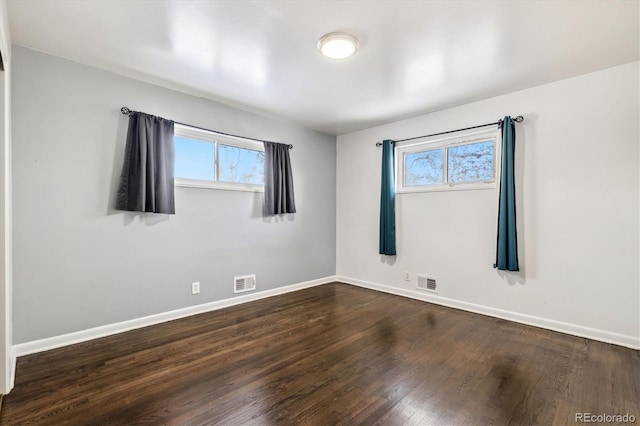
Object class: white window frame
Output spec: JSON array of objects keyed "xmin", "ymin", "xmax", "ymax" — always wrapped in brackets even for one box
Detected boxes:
[
  {"xmin": 174, "ymin": 124, "xmax": 265, "ymax": 192},
  {"xmin": 396, "ymin": 128, "xmax": 500, "ymax": 194}
]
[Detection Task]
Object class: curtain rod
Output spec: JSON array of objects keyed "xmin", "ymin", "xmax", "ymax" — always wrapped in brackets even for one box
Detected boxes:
[
  {"xmin": 375, "ymin": 115, "xmax": 524, "ymax": 147},
  {"xmin": 120, "ymin": 107, "xmax": 293, "ymax": 149}
]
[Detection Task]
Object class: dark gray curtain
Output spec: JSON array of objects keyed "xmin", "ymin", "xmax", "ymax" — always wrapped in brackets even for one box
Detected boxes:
[
  {"xmin": 495, "ymin": 116, "xmax": 519, "ymax": 271},
  {"xmin": 264, "ymin": 142, "xmax": 296, "ymax": 215},
  {"xmin": 116, "ymin": 112, "xmax": 175, "ymax": 214}
]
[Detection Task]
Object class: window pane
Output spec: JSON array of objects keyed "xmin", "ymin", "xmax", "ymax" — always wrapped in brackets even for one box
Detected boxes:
[
  {"xmin": 447, "ymin": 140, "xmax": 494, "ymax": 184},
  {"xmin": 219, "ymin": 144, "xmax": 264, "ymax": 185},
  {"xmin": 404, "ymin": 149, "xmax": 443, "ymax": 186},
  {"xmin": 174, "ymin": 136, "xmax": 215, "ymax": 181}
]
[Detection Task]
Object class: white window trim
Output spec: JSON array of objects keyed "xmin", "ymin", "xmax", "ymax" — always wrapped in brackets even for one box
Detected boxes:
[
  {"xmin": 396, "ymin": 128, "xmax": 500, "ymax": 194},
  {"xmin": 174, "ymin": 124, "xmax": 265, "ymax": 192}
]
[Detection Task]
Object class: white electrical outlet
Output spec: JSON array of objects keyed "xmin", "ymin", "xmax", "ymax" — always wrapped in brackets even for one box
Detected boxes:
[
  {"xmin": 404, "ymin": 271, "xmax": 411, "ymax": 281},
  {"xmin": 191, "ymin": 282, "xmax": 200, "ymax": 295}
]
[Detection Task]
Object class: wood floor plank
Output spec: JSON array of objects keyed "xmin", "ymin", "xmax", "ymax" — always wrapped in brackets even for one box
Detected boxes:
[{"xmin": 1, "ymin": 283, "xmax": 638, "ymax": 425}]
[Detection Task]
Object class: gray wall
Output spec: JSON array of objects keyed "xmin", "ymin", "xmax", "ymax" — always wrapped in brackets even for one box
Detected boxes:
[{"xmin": 12, "ymin": 47, "xmax": 336, "ymax": 344}]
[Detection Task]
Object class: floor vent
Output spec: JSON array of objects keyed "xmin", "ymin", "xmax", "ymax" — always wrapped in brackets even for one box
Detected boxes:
[
  {"xmin": 234, "ymin": 274, "xmax": 256, "ymax": 293},
  {"xmin": 417, "ymin": 274, "xmax": 438, "ymax": 293}
]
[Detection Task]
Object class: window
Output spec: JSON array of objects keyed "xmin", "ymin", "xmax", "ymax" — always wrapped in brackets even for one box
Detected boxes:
[
  {"xmin": 396, "ymin": 129, "xmax": 498, "ymax": 193},
  {"xmin": 174, "ymin": 124, "xmax": 265, "ymax": 191}
]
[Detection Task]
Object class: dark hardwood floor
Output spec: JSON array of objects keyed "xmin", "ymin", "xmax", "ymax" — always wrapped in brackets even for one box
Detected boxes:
[{"xmin": 1, "ymin": 283, "xmax": 638, "ymax": 425}]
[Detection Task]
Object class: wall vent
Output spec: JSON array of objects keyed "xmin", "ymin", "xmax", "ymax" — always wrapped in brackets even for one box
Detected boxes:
[
  {"xmin": 234, "ymin": 274, "xmax": 256, "ymax": 293},
  {"xmin": 417, "ymin": 274, "xmax": 438, "ymax": 293}
]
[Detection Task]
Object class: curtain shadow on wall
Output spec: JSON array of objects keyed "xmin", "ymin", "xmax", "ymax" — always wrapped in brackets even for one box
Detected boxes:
[
  {"xmin": 106, "ymin": 109, "xmax": 128, "ymax": 217},
  {"xmin": 380, "ymin": 255, "xmax": 396, "ymax": 265},
  {"xmin": 262, "ymin": 212, "xmax": 295, "ymax": 223}
]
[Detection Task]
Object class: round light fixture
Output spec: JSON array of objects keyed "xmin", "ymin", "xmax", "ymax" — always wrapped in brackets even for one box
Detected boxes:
[{"xmin": 318, "ymin": 32, "xmax": 360, "ymax": 59}]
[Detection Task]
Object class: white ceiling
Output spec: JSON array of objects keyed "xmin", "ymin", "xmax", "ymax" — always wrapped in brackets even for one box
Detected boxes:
[{"xmin": 7, "ymin": 0, "xmax": 639, "ymax": 135}]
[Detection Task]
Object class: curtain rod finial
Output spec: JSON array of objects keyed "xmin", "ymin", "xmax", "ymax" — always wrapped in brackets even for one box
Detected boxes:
[
  {"xmin": 121, "ymin": 107, "xmax": 131, "ymax": 116},
  {"xmin": 376, "ymin": 141, "xmax": 394, "ymax": 147},
  {"xmin": 514, "ymin": 115, "xmax": 524, "ymax": 123}
]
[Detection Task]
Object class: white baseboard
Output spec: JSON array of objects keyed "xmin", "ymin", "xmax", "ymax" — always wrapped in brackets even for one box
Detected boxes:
[
  {"xmin": 13, "ymin": 275, "xmax": 338, "ymax": 358},
  {"xmin": 12, "ymin": 274, "xmax": 638, "ymax": 360},
  {"xmin": 336, "ymin": 275, "xmax": 640, "ymax": 350}
]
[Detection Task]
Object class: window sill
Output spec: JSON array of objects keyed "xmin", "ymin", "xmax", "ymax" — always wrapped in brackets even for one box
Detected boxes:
[
  {"xmin": 175, "ymin": 178, "xmax": 264, "ymax": 193},
  {"xmin": 397, "ymin": 182, "xmax": 496, "ymax": 194}
]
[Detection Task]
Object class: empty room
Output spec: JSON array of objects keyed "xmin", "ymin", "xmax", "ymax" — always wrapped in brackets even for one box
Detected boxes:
[{"xmin": 0, "ymin": 0, "xmax": 638, "ymax": 424}]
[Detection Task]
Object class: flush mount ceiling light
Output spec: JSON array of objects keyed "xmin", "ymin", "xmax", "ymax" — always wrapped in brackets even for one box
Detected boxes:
[{"xmin": 318, "ymin": 32, "xmax": 360, "ymax": 59}]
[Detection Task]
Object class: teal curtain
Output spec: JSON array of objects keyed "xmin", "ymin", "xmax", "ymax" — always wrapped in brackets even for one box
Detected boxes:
[
  {"xmin": 379, "ymin": 140, "xmax": 396, "ymax": 255},
  {"xmin": 495, "ymin": 116, "xmax": 519, "ymax": 271}
]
